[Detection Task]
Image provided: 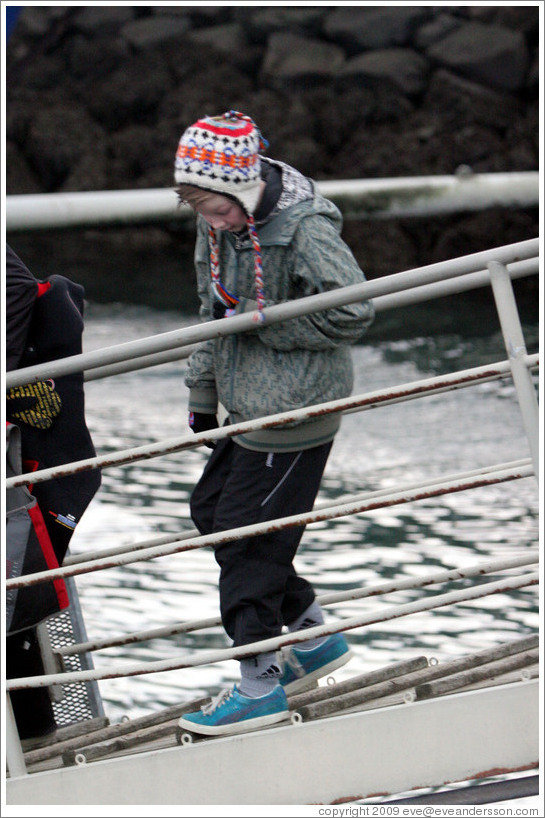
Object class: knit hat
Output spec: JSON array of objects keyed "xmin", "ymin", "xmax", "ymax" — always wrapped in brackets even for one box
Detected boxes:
[
  {"xmin": 175, "ymin": 111, "xmax": 269, "ymax": 321},
  {"xmin": 174, "ymin": 110, "xmax": 268, "ymax": 216}
]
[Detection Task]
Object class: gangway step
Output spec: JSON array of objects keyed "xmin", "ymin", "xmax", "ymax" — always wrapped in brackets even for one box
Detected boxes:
[
  {"xmin": 22, "ymin": 696, "xmax": 209, "ymax": 770},
  {"xmin": 288, "ymin": 634, "xmax": 537, "ymax": 721},
  {"xmin": 21, "ymin": 634, "xmax": 537, "ymax": 771},
  {"xmin": 20, "ymin": 716, "xmax": 109, "ymax": 753}
]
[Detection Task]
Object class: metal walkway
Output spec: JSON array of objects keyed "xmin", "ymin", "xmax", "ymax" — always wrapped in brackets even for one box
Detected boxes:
[{"xmin": 5, "ymin": 237, "xmax": 540, "ymax": 804}]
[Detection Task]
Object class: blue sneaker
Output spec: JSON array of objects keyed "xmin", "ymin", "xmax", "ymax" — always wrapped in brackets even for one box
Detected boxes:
[
  {"xmin": 178, "ymin": 685, "xmax": 289, "ymax": 736},
  {"xmin": 279, "ymin": 632, "xmax": 352, "ymax": 695}
]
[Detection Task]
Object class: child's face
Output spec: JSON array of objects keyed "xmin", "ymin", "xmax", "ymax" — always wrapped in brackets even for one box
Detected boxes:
[{"xmin": 193, "ymin": 193, "xmax": 247, "ymax": 232}]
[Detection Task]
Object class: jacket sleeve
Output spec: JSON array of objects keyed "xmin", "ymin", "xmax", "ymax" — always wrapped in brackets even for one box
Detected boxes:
[
  {"xmin": 184, "ymin": 219, "xmax": 218, "ymax": 413},
  {"xmin": 240, "ymin": 214, "xmax": 374, "ymax": 351}
]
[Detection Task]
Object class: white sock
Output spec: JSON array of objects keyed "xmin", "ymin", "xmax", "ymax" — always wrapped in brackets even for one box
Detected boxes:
[
  {"xmin": 239, "ymin": 652, "xmax": 281, "ymax": 698},
  {"xmin": 287, "ymin": 601, "xmax": 327, "ymax": 650}
]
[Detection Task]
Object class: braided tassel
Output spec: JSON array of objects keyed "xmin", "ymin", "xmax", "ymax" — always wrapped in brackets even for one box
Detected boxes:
[
  {"xmin": 247, "ymin": 215, "xmax": 266, "ymax": 323},
  {"xmin": 209, "ymin": 226, "xmax": 239, "ymax": 308},
  {"xmin": 208, "ymin": 226, "xmax": 220, "ymax": 288}
]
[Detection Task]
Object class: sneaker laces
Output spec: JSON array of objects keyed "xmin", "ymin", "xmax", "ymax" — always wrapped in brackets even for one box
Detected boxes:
[{"xmin": 201, "ymin": 687, "xmax": 234, "ymax": 716}]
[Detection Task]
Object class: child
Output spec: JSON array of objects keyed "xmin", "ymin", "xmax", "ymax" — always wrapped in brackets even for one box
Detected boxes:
[{"xmin": 175, "ymin": 110, "xmax": 374, "ymax": 735}]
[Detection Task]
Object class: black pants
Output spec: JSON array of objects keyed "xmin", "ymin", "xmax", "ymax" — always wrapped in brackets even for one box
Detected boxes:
[{"xmin": 190, "ymin": 438, "xmax": 332, "ymax": 648}]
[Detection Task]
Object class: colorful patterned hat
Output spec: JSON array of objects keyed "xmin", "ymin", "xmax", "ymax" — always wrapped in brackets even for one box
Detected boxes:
[{"xmin": 174, "ymin": 110, "xmax": 268, "ymax": 216}]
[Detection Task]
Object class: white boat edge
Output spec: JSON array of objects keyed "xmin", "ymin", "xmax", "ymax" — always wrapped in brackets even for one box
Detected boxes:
[{"xmin": 6, "ymin": 678, "xmax": 538, "ymax": 806}]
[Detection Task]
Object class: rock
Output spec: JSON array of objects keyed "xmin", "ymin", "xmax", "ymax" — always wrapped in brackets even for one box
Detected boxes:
[
  {"xmin": 67, "ymin": 34, "xmax": 132, "ymax": 81},
  {"xmin": 85, "ymin": 52, "xmax": 171, "ymax": 131},
  {"xmin": 24, "ymin": 99, "xmax": 108, "ymax": 191},
  {"xmin": 413, "ymin": 13, "xmax": 462, "ymax": 49},
  {"xmin": 342, "ymin": 219, "xmax": 418, "ymax": 277},
  {"xmin": 5, "ymin": 141, "xmax": 41, "ymax": 194},
  {"xmin": 61, "ymin": 150, "xmax": 111, "ymax": 193},
  {"xmin": 72, "ymin": 6, "xmax": 136, "ymax": 34},
  {"xmin": 431, "ymin": 208, "xmax": 538, "ymax": 263},
  {"xmin": 186, "ymin": 23, "xmax": 262, "ymax": 73},
  {"xmin": 423, "ymin": 69, "xmax": 519, "ymax": 131},
  {"xmin": 5, "ymin": 88, "xmax": 35, "ymax": 143},
  {"xmin": 426, "ymin": 21, "xmax": 529, "ymax": 92},
  {"xmin": 338, "ymin": 48, "xmax": 430, "ymax": 97},
  {"xmin": 466, "ymin": 5, "xmax": 539, "ymax": 38},
  {"xmin": 526, "ymin": 53, "xmax": 539, "ymax": 93},
  {"xmin": 261, "ymin": 31, "xmax": 345, "ymax": 89},
  {"xmin": 108, "ymin": 124, "xmax": 161, "ymax": 178},
  {"xmin": 172, "ymin": 6, "xmax": 233, "ymax": 26},
  {"xmin": 323, "ymin": 6, "xmax": 431, "ymax": 52},
  {"xmin": 4, "ymin": 3, "xmax": 538, "ymax": 299},
  {"xmin": 120, "ymin": 15, "xmax": 191, "ymax": 49},
  {"xmin": 503, "ymin": 104, "xmax": 539, "ymax": 172},
  {"xmin": 239, "ymin": 7, "xmax": 328, "ymax": 45},
  {"xmin": 15, "ymin": 5, "xmax": 68, "ymax": 38}
]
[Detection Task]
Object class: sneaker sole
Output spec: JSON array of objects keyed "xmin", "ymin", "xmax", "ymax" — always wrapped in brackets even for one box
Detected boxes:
[
  {"xmin": 177, "ymin": 709, "xmax": 290, "ymax": 737},
  {"xmin": 283, "ymin": 649, "xmax": 353, "ymax": 696}
]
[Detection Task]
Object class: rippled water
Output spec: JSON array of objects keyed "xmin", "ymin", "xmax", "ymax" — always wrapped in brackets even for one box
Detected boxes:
[{"xmin": 69, "ymin": 303, "xmax": 539, "ymax": 723}]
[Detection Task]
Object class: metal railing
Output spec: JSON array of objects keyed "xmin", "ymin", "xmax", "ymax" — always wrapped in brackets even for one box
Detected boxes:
[
  {"xmin": 4, "ymin": 239, "xmax": 539, "ymax": 777},
  {"xmin": 5, "ymin": 172, "xmax": 539, "ymax": 231}
]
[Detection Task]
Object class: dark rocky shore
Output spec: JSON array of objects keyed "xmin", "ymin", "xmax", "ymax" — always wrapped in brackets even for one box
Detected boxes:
[{"xmin": 6, "ymin": 5, "xmax": 539, "ymax": 325}]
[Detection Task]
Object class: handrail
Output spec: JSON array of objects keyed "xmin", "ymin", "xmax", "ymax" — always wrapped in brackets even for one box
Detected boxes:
[
  {"xmin": 62, "ymin": 457, "xmax": 533, "ymax": 567},
  {"xmin": 7, "ymin": 570, "xmax": 538, "ymax": 690},
  {"xmin": 5, "ymin": 172, "xmax": 539, "ymax": 231},
  {"xmin": 59, "ymin": 550, "xmax": 538, "ymax": 656},
  {"xmin": 4, "ymin": 238, "xmax": 538, "ymax": 389},
  {"xmin": 6, "ymin": 354, "xmax": 538, "ymax": 490},
  {"xmin": 82, "ymin": 256, "xmax": 538, "ymax": 383},
  {"xmin": 6, "ymin": 460, "xmax": 534, "ymax": 590},
  {"xmin": 4, "ymin": 235, "xmax": 539, "ymax": 776}
]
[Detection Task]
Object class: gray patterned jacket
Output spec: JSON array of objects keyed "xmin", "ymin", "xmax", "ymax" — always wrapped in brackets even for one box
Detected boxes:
[{"xmin": 185, "ymin": 161, "xmax": 375, "ymax": 452}]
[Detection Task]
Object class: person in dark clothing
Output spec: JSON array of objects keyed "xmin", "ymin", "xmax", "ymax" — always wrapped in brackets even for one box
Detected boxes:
[{"xmin": 5, "ymin": 244, "xmax": 101, "ymax": 741}]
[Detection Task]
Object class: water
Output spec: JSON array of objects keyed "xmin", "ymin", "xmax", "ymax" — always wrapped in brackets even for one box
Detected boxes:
[{"xmin": 69, "ymin": 302, "xmax": 539, "ymax": 724}]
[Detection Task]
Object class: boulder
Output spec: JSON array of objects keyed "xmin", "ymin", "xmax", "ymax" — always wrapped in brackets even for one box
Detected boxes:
[
  {"xmin": 239, "ymin": 7, "xmax": 328, "ymax": 45},
  {"xmin": 67, "ymin": 34, "xmax": 131, "ymax": 81},
  {"xmin": 86, "ymin": 52, "xmax": 171, "ymax": 130},
  {"xmin": 338, "ymin": 48, "xmax": 430, "ymax": 97},
  {"xmin": 5, "ymin": 141, "xmax": 41, "ymax": 194},
  {"xmin": 323, "ymin": 6, "xmax": 432, "ymax": 52},
  {"xmin": 423, "ymin": 69, "xmax": 519, "ymax": 131},
  {"xmin": 426, "ymin": 21, "xmax": 529, "ymax": 92},
  {"xmin": 72, "ymin": 6, "xmax": 136, "ymax": 34},
  {"xmin": 413, "ymin": 13, "xmax": 462, "ymax": 49},
  {"xmin": 120, "ymin": 15, "xmax": 191, "ymax": 49},
  {"xmin": 24, "ymin": 99, "xmax": 108, "ymax": 191},
  {"xmin": 186, "ymin": 23, "xmax": 262, "ymax": 73},
  {"xmin": 4, "ymin": 3, "xmax": 538, "ymax": 299},
  {"xmin": 261, "ymin": 31, "xmax": 345, "ymax": 89}
]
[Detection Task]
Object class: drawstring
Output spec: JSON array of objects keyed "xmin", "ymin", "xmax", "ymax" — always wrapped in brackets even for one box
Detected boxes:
[
  {"xmin": 246, "ymin": 215, "xmax": 266, "ymax": 322},
  {"xmin": 208, "ymin": 218, "xmax": 266, "ymax": 323},
  {"xmin": 209, "ymin": 226, "xmax": 239, "ymax": 309}
]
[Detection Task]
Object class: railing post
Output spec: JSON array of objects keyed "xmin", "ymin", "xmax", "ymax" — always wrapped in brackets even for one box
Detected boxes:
[
  {"xmin": 488, "ymin": 260, "xmax": 539, "ymax": 482},
  {"xmin": 5, "ymin": 693, "xmax": 27, "ymax": 777}
]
